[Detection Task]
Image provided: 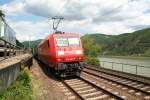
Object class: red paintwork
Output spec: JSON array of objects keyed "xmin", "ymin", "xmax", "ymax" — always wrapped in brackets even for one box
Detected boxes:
[{"xmin": 38, "ymin": 33, "xmax": 84, "ymax": 70}]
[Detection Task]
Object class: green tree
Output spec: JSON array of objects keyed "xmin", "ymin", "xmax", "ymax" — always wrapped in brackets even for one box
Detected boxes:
[
  {"xmin": 82, "ymin": 35, "xmax": 102, "ymax": 65},
  {"xmin": 82, "ymin": 35, "xmax": 101, "ymax": 57}
]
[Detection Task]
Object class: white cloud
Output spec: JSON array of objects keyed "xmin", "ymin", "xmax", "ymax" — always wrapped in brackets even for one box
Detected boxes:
[
  {"xmin": 1, "ymin": 0, "xmax": 150, "ymax": 41},
  {"xmin": 93, "ymin": 22, "xmax": 134, "ymax": 34},
  {"xmin": 8, "ymin": 20, "xmax": 50, "ymax": 41},
  {"xmin": 24, "ymin": 0, "xmax": 65, "ymax": 18},
  {"xmin": 1, "ymin": 0, "xmax": 25, "ymax": 15}
]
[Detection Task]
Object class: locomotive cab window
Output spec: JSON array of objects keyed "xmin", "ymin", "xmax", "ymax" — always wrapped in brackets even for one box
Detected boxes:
[
  {"xmin": 55, "ymin": 37, "xmax": 68, "ymax": 46},
  {"xmin": 68, "ymin": 37, "xmax": 80, "ymax": 46},
  {"xmin": 55, "ymin": 37, "xmax": 80, "ymax": 46}
]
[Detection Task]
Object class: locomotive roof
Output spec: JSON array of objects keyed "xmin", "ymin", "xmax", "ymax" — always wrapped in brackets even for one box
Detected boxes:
[
  {"xmin": 51, "ymin": 33, "xmax": 80, "ymax": 37},
  {"xmin": 38, "ymin": 33, "xmax": 81, "ymax": 47}
]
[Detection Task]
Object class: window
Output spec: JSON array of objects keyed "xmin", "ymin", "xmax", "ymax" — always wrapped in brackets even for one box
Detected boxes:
[
  {"xmin": 55, "ymin": 37, "xmax": 80, "ymax": 46},
  {"xmin": 55, "ymin": 37, "xmax": 68, "ymax": 46},
  {"xmin": 68, "ymin": 37, "xmax": 80, "ymax": 46}
]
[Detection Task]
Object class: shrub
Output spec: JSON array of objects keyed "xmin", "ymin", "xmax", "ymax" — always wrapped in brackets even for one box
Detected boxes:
[
  {"xmin": 0, "ymin": 68, "xmax": 33, "ymax": 100},
  {"xmin": 85, "ymin": 56, "xmax": 100, "ymax": 66},
  {"xmin": 144, "ymin": 49, "xmax": 150, "ymax": 57}
]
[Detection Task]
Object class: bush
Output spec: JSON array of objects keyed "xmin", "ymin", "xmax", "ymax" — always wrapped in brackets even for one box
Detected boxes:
[
  {"xmin": 82, "ymin": 35, "xmax": 101, "ymax": 66},
  {"xmin": 144, "ymin": 49, "xmax": 150, "ymax": 57},
  {"xmin": 82, "ymin": 35, "xmax": 102, "ymax": 57},
  {"xmin": 85, "ymin": 56, "xmax": 100, "ymax": 66},
  {"xmin": 0, "ymin": 68, "xmax": 33, "ymax": 100}
]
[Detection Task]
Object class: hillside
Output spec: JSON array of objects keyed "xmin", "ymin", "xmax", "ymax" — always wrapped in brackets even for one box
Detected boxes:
[
  {"xmin": 22, "ymin": 39, "xmax": 43, "ymax": 49},
  {"xmin": 111, "ymin": 28, "xmax": 150, "ymax": 55},
  {"xmin": 87, "ymin": 34, "xmax": 117, "ymax": 45},
  {"xmin": 84, "ymin": 28, "xmax": 150, "ymax": 56},
  {"xmin": 16, "ymin": 39, "xmax": 24, "ymax": 47}
]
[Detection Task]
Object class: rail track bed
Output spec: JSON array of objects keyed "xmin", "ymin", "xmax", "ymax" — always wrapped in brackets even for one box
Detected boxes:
[
  {"xmin": 83, "ymin": 67, "xmax": 150, "ymax": 100},
  {"xmin": 32, "ymin": 58, "xmax": 150, "ymax": 99},
  {"xmin": 55, "ymin": 80, "xmax": 80, "ymax": 100},
  {"xmin": 62, "ymin": 76, "xmax": 124, "ymax": 100}
]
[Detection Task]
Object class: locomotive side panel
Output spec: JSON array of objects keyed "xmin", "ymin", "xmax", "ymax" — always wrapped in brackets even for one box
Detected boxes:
[
  {"xmin": 38, "ymin": 36, "xmax": 51, "ymax": 65},
  {"xmin": 48, "ymin": 35, "xmax": 57, "ymax": 69}
]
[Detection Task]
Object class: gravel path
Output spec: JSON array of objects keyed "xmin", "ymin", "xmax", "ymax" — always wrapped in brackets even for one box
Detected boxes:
[{"xmin": 30, "ymin": 59, "xmax": 68, "ymax": 100}]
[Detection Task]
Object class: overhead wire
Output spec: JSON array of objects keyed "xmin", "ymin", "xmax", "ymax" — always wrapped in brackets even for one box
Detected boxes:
[{"xmin": 48, "ymin": 0, "xmax": 69, "ymax": 32}]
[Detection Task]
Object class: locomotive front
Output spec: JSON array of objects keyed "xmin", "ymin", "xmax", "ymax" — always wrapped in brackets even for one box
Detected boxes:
[{"xmin": 54, "ymin": 33, "xmax": 84, "ymax": 77}]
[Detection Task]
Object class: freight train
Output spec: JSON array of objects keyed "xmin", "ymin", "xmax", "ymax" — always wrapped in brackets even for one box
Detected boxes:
[{"xmin": 37, "ymin": 31, "xmax": 84, "ymax": 77}]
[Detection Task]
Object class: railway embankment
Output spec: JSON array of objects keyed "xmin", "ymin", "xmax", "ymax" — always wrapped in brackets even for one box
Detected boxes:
[
  {"xmin": 86, "ymin": 65, "xmax": 150, "ymax": 85},
  {"xmin": 0, "ymin": 54, "xmax": 33, "ymax": 92}
]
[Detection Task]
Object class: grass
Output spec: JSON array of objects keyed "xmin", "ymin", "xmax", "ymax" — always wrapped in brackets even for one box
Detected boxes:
[{"xmin": 0, "ymin": 68, "xmax": 33, "ymax": 100}]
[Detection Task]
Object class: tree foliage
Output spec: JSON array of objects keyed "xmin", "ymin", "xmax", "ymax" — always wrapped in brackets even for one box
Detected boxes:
[
  {"xmin": 22, "ymin": 39, "xmax": 43, "ymax": 50},
  {"xmin": 81, "ymin": 35, "xmax": 102, "ymax": 65},
  {"xmin": 144, "ymin": 49, "xmax": 150, "ymax": 57},
  {"xmin": 81, "ymin": 34, "xmax": 102, "ymax": 57}
]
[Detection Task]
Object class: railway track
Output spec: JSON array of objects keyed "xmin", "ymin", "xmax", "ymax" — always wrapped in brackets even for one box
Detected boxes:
[
  {"xmin": 62, "ymin": 77, "xmax": 124, "ymax": 100},
  {"xmin": 56, "ymin": 81, "xmax": 80, "ymax": 100},
  {"xmin": 40, "ymin": 63, "xmax": 150, "ymax": 99},
  {"xmin": 83, "ymin": 67, "xmax": 150, "ymax": 100}
]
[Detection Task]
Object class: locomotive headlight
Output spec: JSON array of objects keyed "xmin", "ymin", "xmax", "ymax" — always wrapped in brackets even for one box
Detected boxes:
[
  {"xmin": 57, "ymin": 58, "xmax": 64, "ymax": 62},
  {"xmin": 76, "ymin": 50, "xmax": 82, "ymax": 54},
  {"xmin": 58, "ymin": 51, "xmax": 64, "ymax": 55}
]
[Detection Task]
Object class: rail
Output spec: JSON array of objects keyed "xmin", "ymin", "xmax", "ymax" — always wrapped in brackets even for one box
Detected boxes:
[
  {"xmin": 99, "ymin": 60, "xmax": 150, "ymax": 77},
  {"xmin": 0, "ymin": 37, "xmax": 26, "ymax": 61}
]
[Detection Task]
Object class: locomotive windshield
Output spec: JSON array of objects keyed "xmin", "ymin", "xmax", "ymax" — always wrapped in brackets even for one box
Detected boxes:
[
  {"xmin": 55, "ymin": 38, "xmax": 68, "ymax": 46},
  {"xmin": 55, "ymin": 37, "xmax": 80, "ymax": 46}
]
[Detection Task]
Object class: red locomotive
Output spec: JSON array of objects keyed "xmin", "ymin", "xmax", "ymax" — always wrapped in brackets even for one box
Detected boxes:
[{"xmin": 37, "ymin": 32, "xmax": 84, "ymax": 77}]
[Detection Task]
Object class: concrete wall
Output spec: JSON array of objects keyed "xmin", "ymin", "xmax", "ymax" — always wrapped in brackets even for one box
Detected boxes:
[
  {"xmin": 0, "ymin": 62, "xmax": 20, "ymax": 91},
  {"xmin": 0, "ymin": 55, "xmax": 32, "ymax": 92}
]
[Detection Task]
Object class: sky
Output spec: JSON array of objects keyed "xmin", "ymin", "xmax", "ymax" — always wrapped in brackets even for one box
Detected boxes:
[{"xmin": 0, "ymin": 0, "xmax": 150, "ymax": 41}]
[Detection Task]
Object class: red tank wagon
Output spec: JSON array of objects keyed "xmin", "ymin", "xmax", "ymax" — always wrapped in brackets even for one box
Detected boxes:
[{"xmin": 37, "ymin": 32, "xmax": 84, "ymax": 77}]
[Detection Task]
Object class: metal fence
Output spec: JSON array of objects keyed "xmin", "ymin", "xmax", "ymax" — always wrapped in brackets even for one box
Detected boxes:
[
  {"xmin": 99, "ymin": 61, "xmax": 150, "ymax": 77},
  {"xmin": 0, "ymin": 17, "xmax": 16, "ymax": 45},
  {"xmin": 0, "ymin": 17, "xmax": 26, "ymax": 61}
]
